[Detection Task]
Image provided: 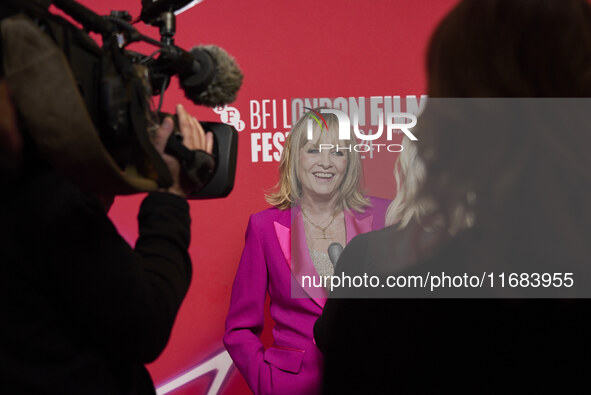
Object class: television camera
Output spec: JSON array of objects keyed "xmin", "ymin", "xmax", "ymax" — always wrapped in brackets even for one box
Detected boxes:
[{"xmin": 0, "ymin": 0, "xmax": 242, "ymax": 198}]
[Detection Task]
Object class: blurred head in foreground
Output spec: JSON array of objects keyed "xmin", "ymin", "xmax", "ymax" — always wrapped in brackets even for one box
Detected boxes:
[{"xmin": 413, "ymin": 0, "xmax": 591, "ymax": 267}]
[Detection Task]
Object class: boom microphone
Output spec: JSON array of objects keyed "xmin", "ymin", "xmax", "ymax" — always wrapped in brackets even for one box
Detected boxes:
[{"xmin": 180, "ymin": 45, "xmax": 243, "ymax": 107}]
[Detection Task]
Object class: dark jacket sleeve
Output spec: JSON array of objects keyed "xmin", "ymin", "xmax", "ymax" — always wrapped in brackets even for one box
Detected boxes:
[{"xmin": 38, "ymin": 175, "xmax": 193, "ymax": 363}]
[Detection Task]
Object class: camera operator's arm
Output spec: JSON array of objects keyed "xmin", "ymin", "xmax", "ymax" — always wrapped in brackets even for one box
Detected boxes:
[
  {"xmin": 26, "ymin": 105, "xmax": 214, "ymax": 364},
  {"xmin": 0, "ymin": 79, "xmax": 21, "ymax": 176},
  {"xmin": 118, "ymin": 104, "xmax": 213, "ymax": 360}
]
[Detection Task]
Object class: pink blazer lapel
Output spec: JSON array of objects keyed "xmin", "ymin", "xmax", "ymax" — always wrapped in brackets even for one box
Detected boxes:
[
  {"xmin": 345, "ymin": 211, "xmax": 373, "ymax": 243},
  {"xmin": 273, "ymin": 209, "xmax": 328, "ymax": 308},
  {"xmin": 291, "ymin": 209, "xmax": 328, "ymax": 307},
  {"xmin": 272, "ymin": 208, "xmax": 375, "ymax": 310},
  {"xmin": 273, "ymin": 221, "xmax": 291, "ymax": 270}
]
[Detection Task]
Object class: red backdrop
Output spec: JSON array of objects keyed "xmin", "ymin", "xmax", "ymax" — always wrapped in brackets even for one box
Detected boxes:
[{"xmin": 71, "ymin": 1, "xmax": 460, "ymax": 393}]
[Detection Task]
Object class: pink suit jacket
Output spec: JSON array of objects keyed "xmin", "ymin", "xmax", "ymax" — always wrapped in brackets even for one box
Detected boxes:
[{"xmin": 224, "ymin": 197, "xmax": 389, "ymax": 395}]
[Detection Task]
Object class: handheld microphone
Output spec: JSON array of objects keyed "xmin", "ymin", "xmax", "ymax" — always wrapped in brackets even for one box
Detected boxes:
[{"xmin": 327, "ymin": 242, "xmax": 344, "ymax": 269}]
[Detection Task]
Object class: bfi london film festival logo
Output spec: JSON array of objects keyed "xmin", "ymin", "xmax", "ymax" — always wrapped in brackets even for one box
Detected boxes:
[
  {"xmin": 213, "ymin": 105, "xmax": 245, "ymax": 131},
  {"xmin": 304, "ymin": 107, "xmax": 418, "ymax": 153}
]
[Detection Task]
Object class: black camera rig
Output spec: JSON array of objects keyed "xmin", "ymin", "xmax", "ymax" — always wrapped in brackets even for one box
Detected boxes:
[{"xmin": 0, "ymin": 0, "xmax": 242, "ymax": 198}]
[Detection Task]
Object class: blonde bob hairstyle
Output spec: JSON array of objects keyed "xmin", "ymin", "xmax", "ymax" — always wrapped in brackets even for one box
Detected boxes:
[
  {"xmin": 385, "ymin": 135, "xmax": 427, "ymax": 228},
  {"xmin": 265, "ymin": 108, "xmax": 370, "ymax": 213}
]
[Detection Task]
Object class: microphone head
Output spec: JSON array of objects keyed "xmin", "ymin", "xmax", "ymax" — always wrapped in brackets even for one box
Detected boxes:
[
  {"xmin": 327, "ymin": 242, "xmax": 344, "ymax": 268},
  {"xmin": 182, "ymin": 45, "xmax": 243, "ymax": 107}
]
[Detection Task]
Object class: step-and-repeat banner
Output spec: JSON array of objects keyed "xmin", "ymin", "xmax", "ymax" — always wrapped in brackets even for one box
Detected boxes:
[{"xmin": 77, "ymin": 0, "xmax": 459, "ymax": 393}]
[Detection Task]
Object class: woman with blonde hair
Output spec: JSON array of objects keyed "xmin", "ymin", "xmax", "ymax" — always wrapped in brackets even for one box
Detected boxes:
[
  {"xmin": 224, "ymin": 108, "xmax": 388, "ymax": 395},
  {"xmin": 385, "ymin": 135, "xmax": 426, "ymax": 228}
]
